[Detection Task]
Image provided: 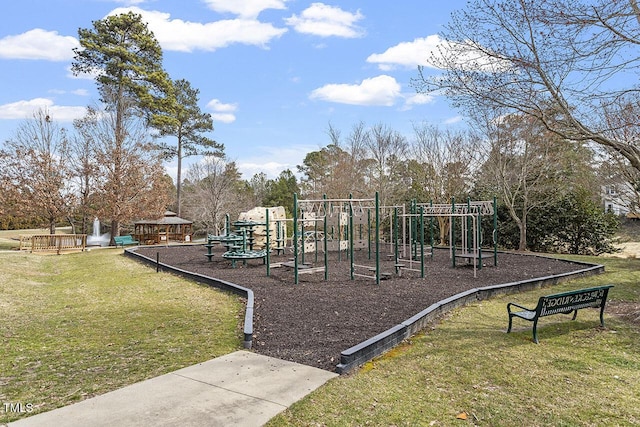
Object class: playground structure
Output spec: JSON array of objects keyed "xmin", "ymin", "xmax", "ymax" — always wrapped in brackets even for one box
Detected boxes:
[
  {"xmin": 286, "ymin": 193, "xmax": 382, "ymax": 285},
  {"xmin": 283, "ymin": 194, "xmax": 498, "ymax": 282},
  {"xmin": 418, "ymin": 197, "xmax": 498, "ymax": 277},
  {"xmin": 205, "ymin": 207, "xmax": 288, "ymax": 268},
  {"xmin": 204, "ymin": 196, "xmax": 498, "ymax": 281},
  {"xmin": 389, "ymin": 201, "xmax": 433, "ymax": 278}
]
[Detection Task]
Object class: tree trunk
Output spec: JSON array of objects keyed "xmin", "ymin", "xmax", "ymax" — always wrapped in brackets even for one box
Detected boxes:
[
  {"xmin": 518, "ymin": 221, "xmax": 527, "ymax": 251},
  {"xmin": 110, "ymin": 219, "xmax": 120, "ymax": 246},
  {"xmin": 517, "ymin": 210, "xmax": 528, "ymax": 251},
  {"xmin": 506, "ymin": 201, "xmax": 528, "ymax": 251},
  {"xmin": 176, "ymin": 136, "xmax": 182, "ymax": 216},
  {"xmin": 437, "ymin": 217, "xmax": 449, "ymax": 246}
]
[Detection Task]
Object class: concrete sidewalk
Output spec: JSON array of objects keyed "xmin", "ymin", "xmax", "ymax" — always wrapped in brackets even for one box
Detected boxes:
[{"xmin": 8, "ymin": 351, "xmax": 338, "ymax": 427}]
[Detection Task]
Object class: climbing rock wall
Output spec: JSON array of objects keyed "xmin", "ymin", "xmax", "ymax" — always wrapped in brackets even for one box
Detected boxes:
[{"xmin": 237, "ymin": 206, "xmax": 288, "ymax": 250}]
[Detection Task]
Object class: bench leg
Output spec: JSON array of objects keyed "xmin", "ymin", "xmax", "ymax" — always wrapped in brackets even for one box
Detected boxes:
[
  {"xmin": 532, "ymin": 319, "xmax": 539, "ymax": 344},
  {"xmin": 507, "ymin": 314, "xmax": 513, "ymax": 333},
  {"xmin": 571, "ymin": 309, "xmax": 578, "ymax": 321}
]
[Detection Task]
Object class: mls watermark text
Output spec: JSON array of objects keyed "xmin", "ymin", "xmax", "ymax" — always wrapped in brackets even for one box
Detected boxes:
[{"xmin": 3, "ymin": 402, "xmax": 34, "ymax": 413}]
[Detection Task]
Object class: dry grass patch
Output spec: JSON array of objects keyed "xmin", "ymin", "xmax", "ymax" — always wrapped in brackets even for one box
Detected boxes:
[{"xmin": 0, "ymin": 249, "xmax": 243, "ymax": 423}]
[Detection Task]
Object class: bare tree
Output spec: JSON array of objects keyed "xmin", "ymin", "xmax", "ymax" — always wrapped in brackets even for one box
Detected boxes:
[
  {"xmin": 249, "ymin": 172, "xmax": 270, "ymax": 206},
  {"xmin": 409, "ymin": 123, "xmax": 478, "ymax": 244},
  {"xmin": 597, "ymin": 99, "xmax": 640, "ymax": 214},
  {"xmin": 78, "ymin": 106, "xmax": 171, "ymax": 241},
  {"xmin": 415, "ymin": 0, "xmax": 640, "ymax": 172},
  {"xmin": 475, "ymin": 110, "xmax": 595, "ymax": 250},
  {"xmin": 182, "ymin": 157, "xmax": 247, "ymax": 234},
  {"xmin": 0, "ymin": 108, "xmax": 73, "ymax": 233},
  {"xmin": 70, "ymin": 108, "xmax": 102, "ymax": 234},
  {"xmin": 363, "ymin": 123, "xmax": 408, "ymax": 206},
  {"xmin": 297, "ymin": 122, "xmax": 369, "ymax": 199}
]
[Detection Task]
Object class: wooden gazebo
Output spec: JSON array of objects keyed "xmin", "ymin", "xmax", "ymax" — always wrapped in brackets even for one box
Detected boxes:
[{"xmin": 133, "ymin": 211, "xmax": 193, "ymax": 245}]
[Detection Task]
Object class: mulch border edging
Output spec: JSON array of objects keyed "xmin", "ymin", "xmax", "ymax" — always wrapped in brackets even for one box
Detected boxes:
[{"xmin": 124, "ymin": 247, "xmax": 604, "ymax": 374}]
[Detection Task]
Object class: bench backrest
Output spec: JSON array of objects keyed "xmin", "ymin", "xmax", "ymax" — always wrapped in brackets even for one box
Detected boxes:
[
  {"xmin": 537, "ymin": 285, "xmax": 613, "ymax": 317},
  {"xmin": 115, "ymin": 236, "xmax": 133, "ymax": 243}
]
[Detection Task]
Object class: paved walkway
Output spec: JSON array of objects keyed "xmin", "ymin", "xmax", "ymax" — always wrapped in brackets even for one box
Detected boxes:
[{"xmin": 8, "ymin": 351, "xmax": 338, "ymax": 427}]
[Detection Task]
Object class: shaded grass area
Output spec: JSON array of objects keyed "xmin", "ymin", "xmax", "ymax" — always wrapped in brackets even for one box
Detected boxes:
[
  {"xmin": 0, "ymin": 237, "xmax": 19, "ymax": 251},
  {"xmin": 0, "ymin": 249, "xmax": 243, "ymax": 423},
  {"xmin": 268, "ymin": 255, "xmax": 640, "ymax": 426}
]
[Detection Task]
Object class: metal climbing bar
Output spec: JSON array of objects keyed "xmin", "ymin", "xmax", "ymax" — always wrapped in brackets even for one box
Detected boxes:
[{"xmin": 293, "ymin": 193, "xmax": 381, "ymax": 285}]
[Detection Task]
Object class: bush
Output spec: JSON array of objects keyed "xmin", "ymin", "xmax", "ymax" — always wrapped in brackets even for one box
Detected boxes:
[{"xmin": 525, "ymin": 189, "xmax": 619, "ymax": 254}]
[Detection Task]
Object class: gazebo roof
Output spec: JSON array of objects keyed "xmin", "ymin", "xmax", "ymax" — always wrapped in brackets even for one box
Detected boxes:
[{"xmin": 134, "ymin": 211, "xmax": 192, "ymax": 226}]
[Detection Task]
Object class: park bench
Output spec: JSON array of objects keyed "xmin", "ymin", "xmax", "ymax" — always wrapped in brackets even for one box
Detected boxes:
[
  {"xmin": 507, "ymin": 285, "xmax": 613, "ymax": 343},
  {"xmin": 114, "ymin": 235, "xmax": 139, "ymax": 247}
]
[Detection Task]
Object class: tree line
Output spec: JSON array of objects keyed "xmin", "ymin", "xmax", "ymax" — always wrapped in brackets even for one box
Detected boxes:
[{"xmin": 1, "ymin": 2, "xmax": 635, "ymax": 254}]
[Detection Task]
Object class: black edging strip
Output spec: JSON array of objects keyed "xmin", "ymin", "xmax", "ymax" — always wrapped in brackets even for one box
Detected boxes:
[
  {"xmin": 123, "ymin": 247, "xmax": 254, "ymax": 349},
  {"xmin": 336, "ymin": 259, "xmax": 604, "ymax": 373},
  {"xmin": 123, "ymin": 247, "xmax": 604, "ymax": 374}
]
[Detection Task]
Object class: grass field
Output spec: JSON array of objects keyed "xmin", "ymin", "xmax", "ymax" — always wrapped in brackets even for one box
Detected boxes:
[
  {"xmin": 0, "ymin": 249, "xmax": 243, "ymax": 424},
  {"xmin": 267, "ymin": 255, "xmax": 640, "ymax": 426}
]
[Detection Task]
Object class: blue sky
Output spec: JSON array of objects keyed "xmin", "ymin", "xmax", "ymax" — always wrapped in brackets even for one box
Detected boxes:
[{"xmin": 0, "ymin": 0, "xmax": 468, "ymax": 181}]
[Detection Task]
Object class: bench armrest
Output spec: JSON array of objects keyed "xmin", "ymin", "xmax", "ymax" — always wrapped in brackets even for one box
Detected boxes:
[{"xmin": 507, "ymin": 302, "xmax": 534, "ymax": 314}]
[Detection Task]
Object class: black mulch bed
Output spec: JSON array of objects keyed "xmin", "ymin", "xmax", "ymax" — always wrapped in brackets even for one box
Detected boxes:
[{"xmin": 134, "ymin": 244, "xmax": 587, "ymax": 372}]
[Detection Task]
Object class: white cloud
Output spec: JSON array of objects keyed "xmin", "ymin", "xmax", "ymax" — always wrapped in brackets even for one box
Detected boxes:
[
  {"xmin": 109, "ymin": 7, "xmax": 287, "ymax": 52},
  {"xmin": 236, "ymin": 144, "xmax": 316, "ymax": 179},
  {"xmin": 207, "ymin": 99, "xmax": 237, "ymax": 112},
  {"xmin": 401, "ymin": 93, "xmax": 435, "ymax": 110},
  {"xmin": 367, "ymin": 35, "xmax": 512, "ymax": 73},
  {"xmin": 285, "ymin": 3, "xmax": 364, "ymax": 38},
  {"xmin": 211, "ymin": 113, "xmax": 236, "ymax": 123},
  {"xmin": 202, "ymin": 0, "xmax": 290, "ymax": 19},
  {"xmin": 113, "ymin": 0, "xmax": 147, "ymax": 5},
  {"xmin": 367, "ymin": 35, "xmax": 442, "ymax": 70},
  {"xmin": 443, "ymin": 115, "xmax": 463, "ymax": 125},
  {"xmin": 48, "ymin": 88, "xmax": 90, "ymax": 96},
  {"xmin": 0, "ymin": 29, "xmax": 78, "ymax": 61},
  {"xmin": 207, "ymin": 99, "xmax": 237, "ymax": 123},
  {"xmin": 238, "ymin": 160, "xmax": 291, "ymax": 179},
  {"xmin": 179, "ymin": 148, "xmax": 300, "ymax": 182},
  {"xmin": 66, "ymin": 65, "xmax": 96, "ymax": 80},
  {"xmin": 0, "ymin": 98, "xmax": 86, "ymax": 121},
  {"xmin": 310, "ymin": 75, "xmax": 401, "ymax": 106}
]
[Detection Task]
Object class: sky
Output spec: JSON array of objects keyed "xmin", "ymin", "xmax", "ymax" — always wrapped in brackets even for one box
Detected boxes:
[{"xmin": 0, "ymin": 0, "xmax": 469, "ymax": 182}]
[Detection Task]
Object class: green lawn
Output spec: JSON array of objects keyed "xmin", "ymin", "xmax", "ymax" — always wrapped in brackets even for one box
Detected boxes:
[
  {"xmin": 0, "ymin": 249, "xmax": 243, "ymax": 424},
  {"xmin": 268, "ymin": 255, "xmax": 640, "ymax": 427}
]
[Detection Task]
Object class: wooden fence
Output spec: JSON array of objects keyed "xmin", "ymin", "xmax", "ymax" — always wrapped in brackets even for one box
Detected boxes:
[{"xmin": 20, "ymin": 234, "xmax": 87, "ymax": 253}]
